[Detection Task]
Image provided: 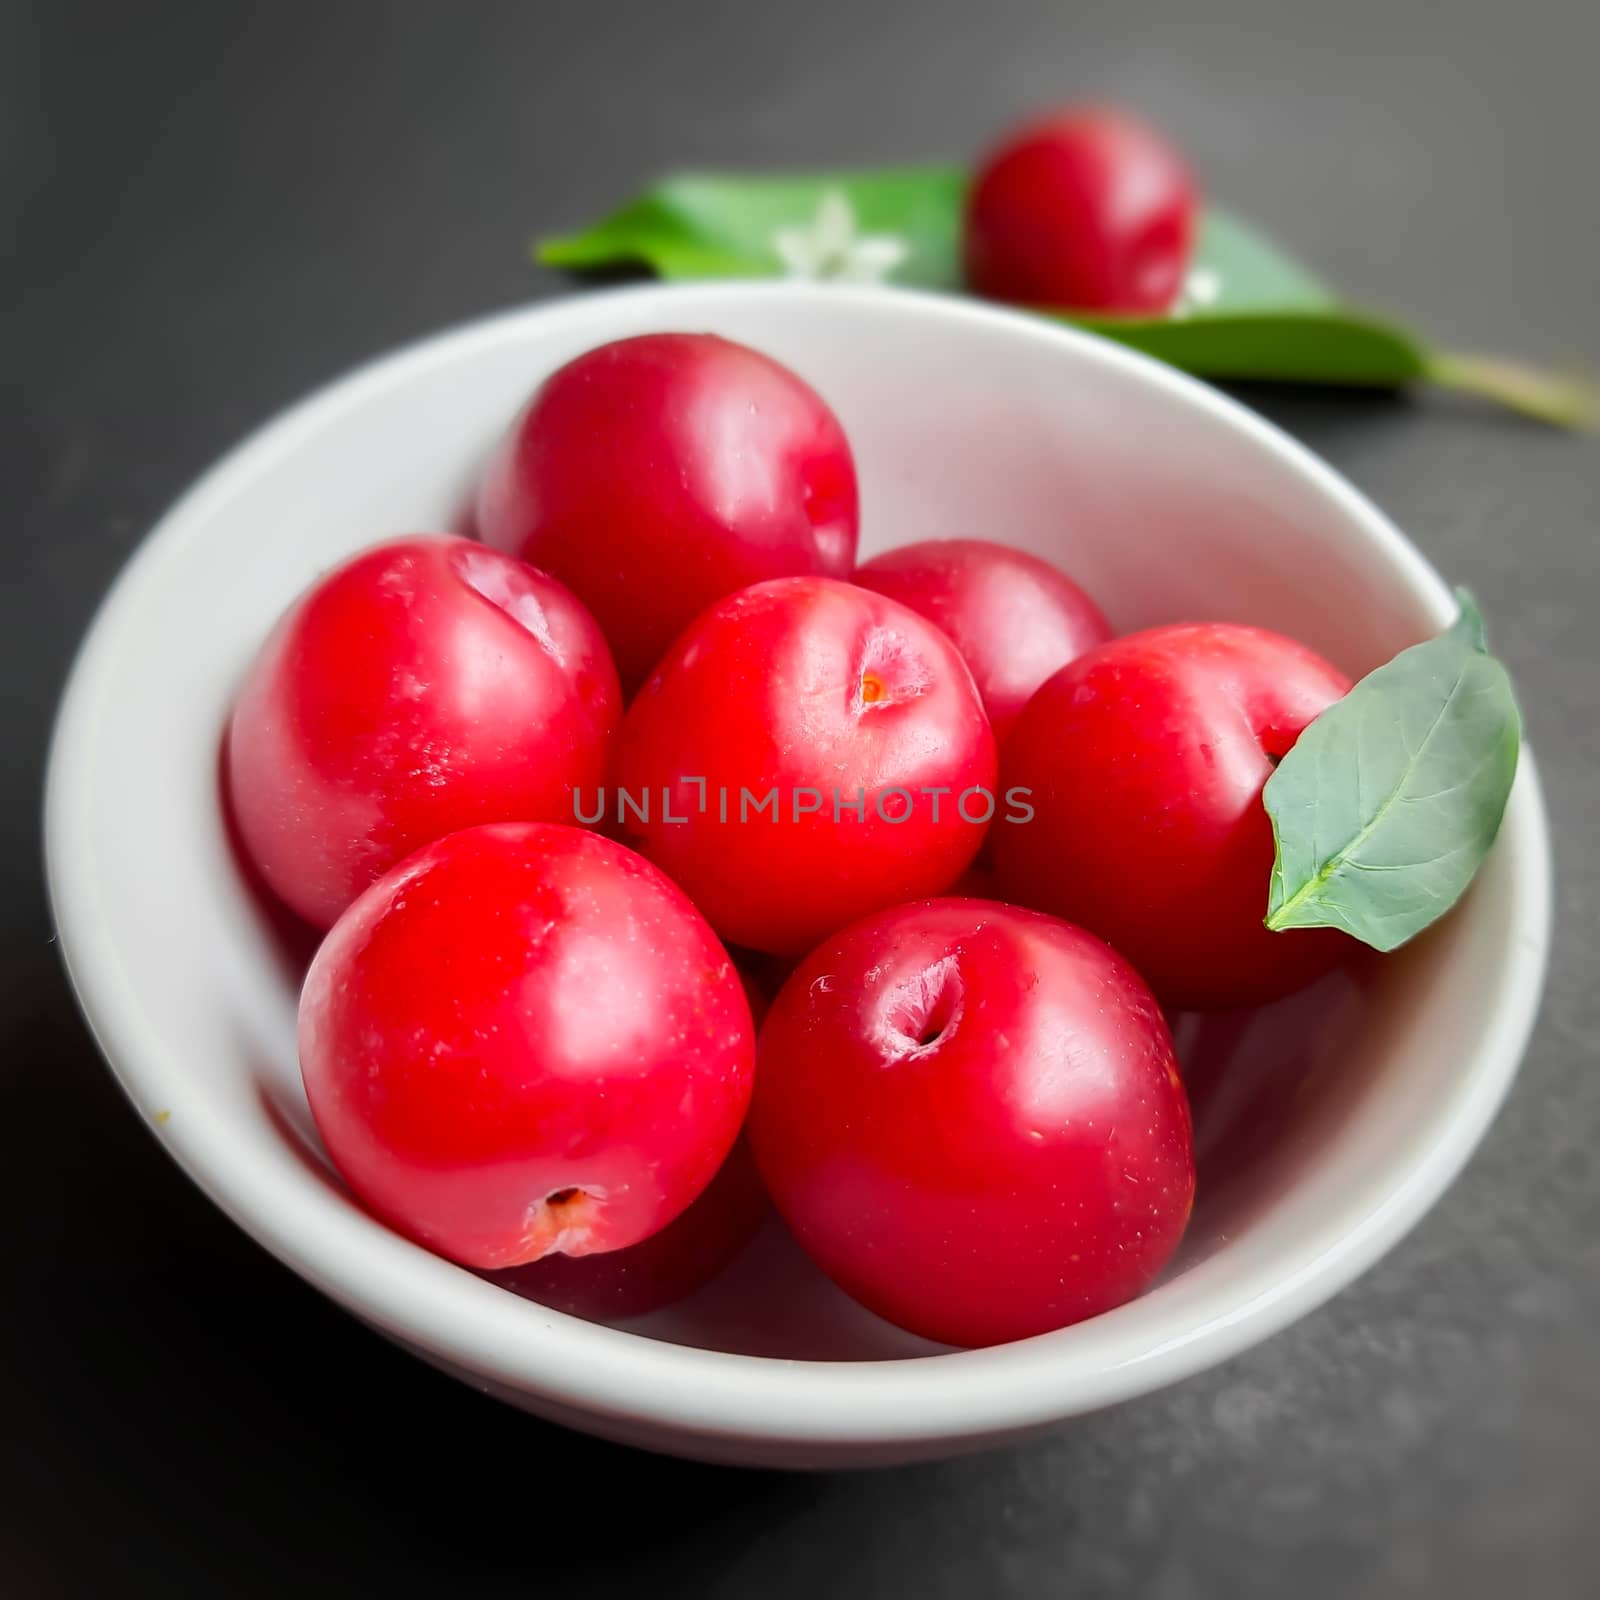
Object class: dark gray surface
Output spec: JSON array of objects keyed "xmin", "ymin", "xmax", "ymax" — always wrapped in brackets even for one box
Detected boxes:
[{"xmin": 5, "ymin": 1, "xmax": 1597, "ymax": 1594}]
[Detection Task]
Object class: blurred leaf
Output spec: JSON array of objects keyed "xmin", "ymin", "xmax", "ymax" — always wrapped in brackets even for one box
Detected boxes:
[
  {"xmin": 538, "ymin": 167, "xmax": 1594, "ymax": 426},
  {"xmin": 1067, "ymin": 308, "xmax": 1426, "ymax": 384},
  {"xmin": 540, "ymin": 169, "xmax": 966, "ymax": 286}
]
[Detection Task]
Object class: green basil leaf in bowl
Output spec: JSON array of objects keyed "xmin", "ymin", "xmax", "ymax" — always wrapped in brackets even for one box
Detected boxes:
[{"xmin": 1263, "ymin": 591, "xmax": 1522, "ymax": 951}]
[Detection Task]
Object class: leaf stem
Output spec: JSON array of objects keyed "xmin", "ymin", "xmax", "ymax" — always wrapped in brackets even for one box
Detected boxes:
[{"xmin": 1425, "ymin": 351, "xmax": 1598, "ymax": 429}]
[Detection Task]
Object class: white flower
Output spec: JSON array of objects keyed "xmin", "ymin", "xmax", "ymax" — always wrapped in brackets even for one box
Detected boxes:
[
  {"xmin": 772, "ymin": 189, "xmax": 909, "ymax": 285},
  {"xmin": 1172, "ymin": 265, "xmax": 1222, "ymax": 317}
]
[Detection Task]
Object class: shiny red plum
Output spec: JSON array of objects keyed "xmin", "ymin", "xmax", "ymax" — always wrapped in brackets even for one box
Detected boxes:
[
  {"xmin": 477, "ymin": 333, "xmax": 859, "ymax": 688},
  {"xmin": 965, "ymin": 104, "xmax": 1199, "ymax": 313},
  {"xmin": 228, "ymin": 535, "xmax": 619, "ymax": 929},
  {"xmin": 749, "ymin": 899, "xmax": 1195, "ymax": 1348},
  {"xmin": 612, "ymin": 576, "xmax": 998, "ymax": 956},
  {"xmin": 298, "ymin": 823, "xmax": 755, "ymax": 1270},
  {"xmin": 994, "ymin": 623, "xmax": 1353, "ymax": 1009}
]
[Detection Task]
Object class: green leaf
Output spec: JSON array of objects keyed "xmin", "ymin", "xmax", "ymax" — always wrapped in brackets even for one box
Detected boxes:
[
  {"xmin": 1262, "ymin": 591, "xmax": 1521, "ymax": 951},
  {"xmin": 539, "ymin": 168, "xmax": 967, "ymax": 287},
  {"xmin": 536, "ymin": 168, "xmax": 1595, "ymax": 426},
  {"xmin": 1066, "ymin": 309, "xmax": 1428, "ymax": 386}
]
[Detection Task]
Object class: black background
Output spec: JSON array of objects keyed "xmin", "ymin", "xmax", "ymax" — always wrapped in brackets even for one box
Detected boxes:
[{"xmin": 6, "ymin": 1, "xmax": 1598, "ymax": 1594}]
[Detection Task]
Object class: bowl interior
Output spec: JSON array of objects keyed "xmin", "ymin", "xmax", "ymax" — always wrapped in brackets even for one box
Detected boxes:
[{"xmin": 48, "ymin": 286, "xmax": 1547, "ymax": 1441}]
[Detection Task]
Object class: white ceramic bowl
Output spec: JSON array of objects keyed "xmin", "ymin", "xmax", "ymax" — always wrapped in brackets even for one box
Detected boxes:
[{"xmin": 45, "ymin": 283, "xmax": 1551, "ymax": 1468}]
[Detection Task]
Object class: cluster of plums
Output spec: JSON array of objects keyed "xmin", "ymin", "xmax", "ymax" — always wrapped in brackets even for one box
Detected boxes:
[{"xmin": 228, "ymin": 320, "xmax": 1352, "ymax": 1350}]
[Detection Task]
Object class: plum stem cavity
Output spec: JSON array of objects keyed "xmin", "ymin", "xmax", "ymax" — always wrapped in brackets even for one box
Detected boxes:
[
  {"xmin": 853, "ymin": 627, "xmax": 931, "ymax": 713},
  {"xmin": 522, "ymin": 1184, "xmax": 601, "ymax": 1259},
  {"xmin": 880, "ymin": 955, "xmax": 965, "ymax": 1060},
  {"xmin": 450, "ymin": 544, "xmax": 566, "ymax": 664}
]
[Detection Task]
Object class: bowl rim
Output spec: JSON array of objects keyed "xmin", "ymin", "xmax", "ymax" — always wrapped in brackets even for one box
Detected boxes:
[{"xmin": 43, "ymin": 280, "xmax": 1552, "ymax": 1450}]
